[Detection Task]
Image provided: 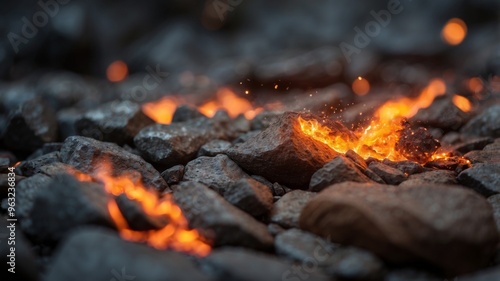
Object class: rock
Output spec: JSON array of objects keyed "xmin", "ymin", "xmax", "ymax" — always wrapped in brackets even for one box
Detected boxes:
[
  {"xmin": 412, "ymin": 97, "xmax": 471, "ymax": 130},
  {"xmin": 300, "ymin": 182, "xmax": 499, "ymax": 275},
  {"xmin": 309, "ymin": 155, "xmax": 373, "ymax": 192},
  {"xmin": 183, "ymin": 154, "xmax": 251, "ymax": 195},
  {"xmin": 232, "ymin": 130, "xmax": 261, "ymax": 145},
  {"xmin": 271, "ymin": 182, "xmax": 288, "ymax": 197},
  {"xmin": 197, "ymin": 140, "xmax": 232, "ymax": 157},
  {"xmin": 457, "ymin": 266, "xmax": 500, "ymax": 281},
  {"xmin": 487, "ymin": 195, "xmax": 500, "ymax": 231},
  {"xmin": 228, "ymin": 112, "xmax": 351, "ymax": 189},
  {"xmin": 29, "ymin": 174, "xmax": 115, "ymax": 243},
  {"xmin": 400, "ymin": 170, "xmax": 458, "ymax": 186},
  {"xmin": 381, "ymin": 159, "xmax": 426, "ymax": 175},
  {"xmin": 368, "ymin": 162, "xmax": 407, "ymax": 185},
  {"xmin": 115, "ymin": 194, "xmax": 168, "ymax": 231},
  {"xmin": 76, "ymin": 100, "xmax": 154, "ymax": 145},
  {"xmin": 172, "ymin": 104, "xmax": 205, "ymax": 122},
  {"xmin": 41, "ymin": 142, "xmax": 63, "ymax": 154},
  {"xmin": 458, "ymin": 164, "xmax": 500, "ymax": 197},
  {"xmin": 324, "ymin": 247, "xmax": 385, "ymax": 281},
  {"xmin": 44, "ymin": 227, "xmax": 210, "ymax": 281},
  {"xmin": 2, "ymin": 98, "xmax": 58, "ymax": 152},
  {"xmin": 465, "ymin": 150, "xmax": 500, "ymax": 164},
  {"xmin": 61, "ymin": 136, "xmax": 168, "ymax": 192},
  {"xmin": 363, "ymin": 168, "xmax": 387, "ymax": 184},
  {"xmin": 267, "ymin": 223, "xmax": 285, "ymax": 236},
  {"xmin": 250, "ymin": 111, "xmax": 283, "ymax": 130},
  {"xmin": 38, "ymin": 162, "xmax": 76, "ymax": 178},
  {"xmin": 424, "ymin": 156, "xmax": 471, "ymax": 174},
  {"xmin": 134, "ymin": 118, "xmax": 226, "ymax": 166},
  {"xmin": 452, "ymin": 137, "xmax": 494, "ymax": 154},
  {"xmin": 346, "ymin": 149, "xmax": 368, "ymax": 170},
  {"xmin": 56, "ymin": 108, "xmax": 83, "ymax": 140},
  {"xmin": 384, "ymin": 269, "xmax": 441, "ymax": 281},
  {"xmin": 223, "ymin": 178, "xmax": 274, "ymax": 217},
  {"xmin": 461, "ymin": 105, "xmax": 500, "ymax": 138},
  {"xmin": 275, "ymin": 228, "xmax": 336, "ymax": 263},
  {"xmin": 270, "ymin": 190, "xmax": 317, "ymax": 228},
  {"xmin": 202, "ymin": 247, "xmax": 330, "ymax": 281},
  {"xmin": 17, "ymin": 151, "xmax": 61, "ymax": 177},
  {"xmin": 173, "ymin": 181, "xmax": 274, "ymax": 250},
  {"xmin": 395, "ymin": 125, "xmax": 440, "ymax": 164},
  {"xmin": 0, "ymin": 157, "xmax": 9, "ymax": 173},
  {"xmin": 161, "ymin": 165, "xmax": 184, "ymax": 186}
]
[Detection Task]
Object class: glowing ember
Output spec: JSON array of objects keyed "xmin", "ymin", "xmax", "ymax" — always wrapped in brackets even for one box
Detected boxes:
[
  {"xmin": 199, "ymin": 87, "xmax": 263, "ymax": 119},
  {"xmin": 142, "ymin": 96, "xmax": 180, "ymax": 124},
  {"xmin": 467, "ymin": 77, "xmax": 484, "ymax": 95},
  {"xmin": 452, "ymin": 95, "xmax": 472, "ymax": 112},
  {"xmin": 71, "ymin": 160, "xmax": 210, "ymax": 256},
  {"xmin": 299, "ymin": 79, "xmax": 447, "ymax": 162},
  {"xmin": 442, "ymin": 18, "xmax": 467, "ymax": 46},
  {"xmin": 352, "ymin": 76, "xmax": 370, "ymax": 96},
  {"xmin": 106, "ymin": 60, "xmax": 129, "ymax": 82}
]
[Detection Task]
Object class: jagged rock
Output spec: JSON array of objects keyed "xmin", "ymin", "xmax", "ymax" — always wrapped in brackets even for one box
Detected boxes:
[
  {"xmin": 197, "ymin": 140, "xmax": 232, "ymax": 157},
  {"xmin": 368, "ymin": 161, "xmax": 407, "ymax": 185},
  {"xmin": 461, "ymin": 105, "xmax": 500, "ymax": 138},
  {"xmin": 270, "ymin": 190, "xmax": 317, "ymax": 228},
  {"xmin": 223, "ymin": 178, "xmax": 274, "ymax": 217},
  {"xmin": 400, "ymin": 170, "xmax": 458, "ymax": 186},
  {"xmin": 458, "ymin": 164, "xmax": 500, "ymax": 197},
  {"xmin": 161, "ymin": 165, "xmax": 184, "ymax": 186}
]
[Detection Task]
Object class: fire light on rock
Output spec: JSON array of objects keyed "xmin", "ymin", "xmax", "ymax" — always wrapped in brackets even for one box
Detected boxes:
[
  {"xmin": 442, "ymin": 18, "xmax": 467, "ymax": 46},
  {"xmin": 142, "ymin": 96, "xmax": 181, "ymax": 124},
  {"xmin": 70, "ymin": 159, "xmax": 211, "ymax": 256},
  {"xmin": 106, "ymin": 60, "xmax": 129, "ymax": 82},
  {"xmin": 452, "ymin": 95, "xmax": 472, "ymax": 112},
  {"xmin": 199, "ymin": 87, "xmax": 263, "ymax": 119}
]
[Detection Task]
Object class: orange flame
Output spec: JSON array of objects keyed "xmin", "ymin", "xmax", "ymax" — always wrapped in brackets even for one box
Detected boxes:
[
  {"xmin": 70, "ymin": 160, "xmax": 210, "ymax": 256},
  {"xmin": 107, "ymin": 60, "xmax": 128, "ymax": 82},
  {"xmin": 452, "ymin": 95, "xmax": 472, "ymax": 112},
  {"xmin": 142, "ymin": 96, "xmax": 180, "ymax": 124},
  {"xmin": 442, "ymin": 18, "xmax": 467, "ymax": 46},
  {"xmin": 299, "ymin": 79, "xmax": 447, "ymax": 161},
  {"xmin": 199, "ymin": 87, "xmax": 263, "ymax": 119}
]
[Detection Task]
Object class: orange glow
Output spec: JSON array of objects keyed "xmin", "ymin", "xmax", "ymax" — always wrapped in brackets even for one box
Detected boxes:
[
  {"xmin": 198, "ymin": 87, "xmax": 263, "ymax": 119},
  {"xmin": 13, "ymin": 161, "xmax": 21, "ymax": 168},
  {"xmin": 70, "ymin": 159, "xmax": 210, "ymax": 256},
  {"xmin": 442, "ymin": 18, "xmax": 467, "ymax": 46},
  {"xmin": 106, "ymin": 60, "xmax": 128, "ymax": 82},
  {"xmin": 352, "ymin": 76, "xmax": 370, "ymax": 96},
  {"xmin": 142, "ymin": 96, "xmax": 180, "ymax": 124},
  {"xmin": 467, "ymin": 77, "xmax": 483, "ymax": 94},
  {"xmin": 452, "ymin": 95, "xmax": 472, "ymax": 112},
  {"xmin": 299, "ymin": 79, "xmax": 447, "ymax": 162}
]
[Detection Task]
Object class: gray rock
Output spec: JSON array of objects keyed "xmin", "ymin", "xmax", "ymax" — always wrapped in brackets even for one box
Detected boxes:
[
  {"xmin": 44, "ymin": 227, "xmax": 210, "ymax": 281},
  {"xmin": 309, "ymin": 155, "xmax": 373, "ymax": 192},
  {"xmin": 270, "ymin": 190, "xmax": 317, "ymax": 228},
  {"xmin": 161, "ymin": 165, "xmax": 184, "ymax": 186},
  {"xmin": 0, "ymin": 157, "xmax": 9, "ymax": 173},
  {"xmin": 183, "ymin": 154, "xmax": 251, "ymax": 195},
  {"xmin": 368, "ymin": 162, "xmax": 407, "ymax": 185},
  {"xmin": 250, "ymin": 111, "xmax": 283, "ymax": 130},
  {"xmin": 275, "ymin": 228, "xmax": 336, "ymax": 263},
  {"xmin": 76, "ymin": 100, "xmax": 154, "ymax": 145},
  {"xmin": 61, "ymin": 136, "xmax": 168, "ymax": 192},
  {"xmin": 324, "ymin": 247, "xmax": 385, "ymax": 281},
  {"xmin": 172, "ymin": 104, "xmax": 206, "ymax": 122},
  {"xmin": 412, "ymin": 97, "xmax": 471, "ymax": 130},
  {"xmin": 115, "ymin": 194, "xmax": 168, "ymax": 231},
  {"xmin": 381, "ymin": 159, "xmax": 426, "ymax": 175},
  {"xmin": 17, "ymin": 151, "xmax": 61, "ymax": 177},
  {"xmin": 400, "ymin": 170, "xmax": 458, "ymax": 186},
  {"xmin": 232, "ymin": 130, "xmax": 261, "ymax": 145},
  {"xmin": 452, "ymin": 137, "xmax": 494, "ymax": 154},
  {"xmin": 458, "ymin": 164, "xmax": 500, "ymax": 196},
  {"xmin": 461, "ymin": 105, "xmax": 500, "ymax": 138},
  {"xmin": 487, "ymin": 194, "xmax": 500, "ymax": 231},
  {"xmin": 173, "ymin": 181, "xmax": 274, "ymax": 250},
  {"xmin": 223, "ymin": 178, "xmax": 274, "ymax": 217},
  {"xmin": 197, "ymin": 140, "xmax": 232, "ymax": 157},
  {"xmin": 300, "ymin": 182, "xmax": 499, "ymax": 275},
  {"xmin": 29, "ymin": 174, "xmax": 115, "ymax": 243}
]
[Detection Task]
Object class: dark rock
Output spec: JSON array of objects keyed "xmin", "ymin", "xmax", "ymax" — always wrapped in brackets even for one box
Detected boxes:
[
  {"xmin": 487, "ymin": 194, "xmax": 500, "ymax": 231},
  {"xmin": 134, "ymin": 118, "xmax": 227, "ymax": 166},
  {"xmin": 232, "ymin": 130, "xmax": 261, "ymax": 145},
  {"xmin": 173, "ymin": 181, "xmax": 273, "ymax": 250},
  {"xmin": 76, "ymin": 100, "xmax": 154, "ymax": 145},
  {"xmin": 324, "ymin": 247, "xmax": 386, "ymax": 281},
  {"xmin": 300, "ymin": 182, "xmax": 499, "ymax": 275},
  {"xmin": 382, "ymin": 159, "xmax": 426, "ymax": 175},
  {"xmin": 250, "ymin": 111, "xmax": 283, "ymax": 130},
  {"xmin": 363, "ymin": 168, "xmax": 387, "ymax": 184},
  {"xmin": 400, "ymin": 170, "xmax": 458, "ymax": 186},
  {"xmin": 223, "ymin": 178, "xmax": 274, "ymax": 217},
  {"xmin": 465, "ymin": 139, "xmax": 500, "ymax": 164},
  {"xmin": 197, "ymin": 140, "xmax": 232, "ymax": 157},
  {"xmin": 202, "ymin": 247, "xmax": 330, "ymax": 281},
  {"xmin": 17, "ymin": 151, "xmax": 61, "ymax": 177},
  {"xmin": 457, "ymin": 266, "xmax": 500, "ymax": 281},
  {"xmin": 228, "ymin": 112, "xmax": 351, "ymax": 189},
  {"xmin": 384, "ymin": 269, "xmax": 441, "ymax": 281},
  {"xmin": 368, "ymin": 162, "xmax": 407, "ymax": 185},
  {"xmin": 395, "ymin": 125, "xmax": 440, "ymax": 164},
  {"xmin": 29, "ymin": 174, "xmax": 114, "ymax": 243},
  {"xmin": 172, "ymin": 104, "xmax": 205, "ymax": 122},
  {"xmin": 38, "ymin": 162, "xmax": 76, "ymax": 178},
  {"xmin": 57, "ymin": 108, "xmax": 83, "ymax": 140},
  {"xmin": 271, "ymin": 182, "xmax": 287, "ymax": 197},
  {"xmin": 44, "ymin": 227, "xmax": 210, "ymax": 281},
  {"xmin": 412, "ymin": 97, "xmax": 471, "ymax": 130},
  {"xmin": 424, "ymin": 156, "xmax": 471, "ymax": 173},
  {"xmin": 161, "ymin": 165, "xmax": 184, "ymax": 186},
  {"xmin": 61, "ymin": 136, "xmax": 168, "ymax": 192},
  {"xmin": 309, "ymin": 155, "xmax": 373, "ymax": 192},
  {"xmin": 3, "ymin": 98, "xmax": 58, "ymax": 152},
  {"xmin": 267, "ymin": 223, "xmax": 285, "ymax": 236},
  {"xmin": 458, "ymin": 164, "xmax": 500, "ymax": 197},
  {"xmin": 183, "ymin": 154, "xmax": 251, "ymax": 195},
  {"xmin": 452, "ymin": 137, "xmax": 494, "ymax": 154},
  {"xmin": 41, "ymin": 142, "xmax": 63, "ymax": 154},
  {"xmin": 0, "ymin": 157, "xmax": 9, "ymax": 173},
  {"xmin": 346, "ymin": 149, "xmax": 368, "ymax": 170},
  {"xmin": 275, "ymin": 228, "xmax": 336, "ymax": 263},
  {"xmin": 115, "ymin": 194, "xmax": 168, "ymax": 231},
  {"xmin": 461, "ymin": 105, "xmax": 500, "ymax": 138},
  {"xmin": 271, "ymin": 190, "xmax": 317, "ymax": 228},
  {"xmin": 251, "ymin": 175, "xmax": 273, "ymax": 190}
]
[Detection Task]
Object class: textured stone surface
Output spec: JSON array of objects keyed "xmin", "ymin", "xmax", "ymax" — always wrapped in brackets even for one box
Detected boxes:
[
  {"xmin": 275, "ymin": 228, "xmax": 336, "ymax": 263},
  {"xmin": 76, "ymin": 100, "xmax": 154, "ymax": 145},
  {"xmin": 300, "ymin": 182, "xmax": 498, "ymax": 275},
  {"xmin": 115, "ymin": 194, "xmax": 167, "ymax": 231},
  {"xmin": 309, "ymin": 155, "xmax": 372, "ymax": 192},
  {"xmin": 399, "ymin": 170, "xmax": 458, "ymax": 186},
  {"xmin": 17, "ymin": 151, "xmax": 61, "ymax": 177},
  {"xmin": 228, "ymin": 112, "xmax": 349, "ymax": 188},
  {"xmin": 395, "ymin": 125, "xmax": 441, "ymax": 163},
  {"xmin": 197, "ymin": 139, "xmax": 232, "ymax": 157},
  {"xmin": 44, "ymin": 228, "xmax": 210, "ymax": 281},
  {"xmin": 161, "ymin": 165, "xmax": 184, "ymax": 186},
  {"xmin": 173, "ymin": 181, "xmax": 274, "ymax": 250},
  {"xmin": 382, "ymin": 159, "xmax": 426, "ymax": 175},
  {"xmin": 458, "ymin": 164, "xmax": 500, "ymax": 196},
  {"xmin": 172, "ymin": 104, "xmax": 205, "ymax": 122},
  {"xmin": 457, "ymin": 266, "xmax": 500, "ymax": 281},
  {"xmin": 412, "ymin": 97, "xmax": 471, "ymax": 130},
  {"xmin": 487, "ymin": 194, "xmax": 500, "ymax": 231},
  {"xmin": 61, "ymin": 136, "xmax": 168, "ymax": 191},
  {"xmin": 183, "ymin": 154, "xmax": 251, "ymax": 195},
  {"xmin": 223, "ymin": 178, "xmax": 274, "ymax": 217},
  {"xmin": 368, "ymin": 161, "xmax": 407, "ymax": 185},
  {"xmin": 461, "ymin": 105, "xmax": 500, "ymax": 138},
  {"xmin": 270, "ymin": 190, "xmax": 317, "ymax": 228}
]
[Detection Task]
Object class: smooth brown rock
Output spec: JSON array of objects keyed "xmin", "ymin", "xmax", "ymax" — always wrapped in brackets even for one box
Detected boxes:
[{"xmin": 300, "ymin": 182, "xmax": 498, "ymax": 275}]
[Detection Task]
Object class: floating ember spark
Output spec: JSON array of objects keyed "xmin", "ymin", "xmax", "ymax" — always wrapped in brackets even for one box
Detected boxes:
[
  {"xmin": 352, "ymin": 76, "xmax": 370, "ymax": 96},
  {"xmin": 442, "ymin": 18, "xmax": 467, "ymax": 46},
  {"xmin": 452, "ymin": 95, "xmax": 472, "ymax": 112},
  {"xmin": 199, "ymin": 87, "xmax": 262, "ymax": 119},
  {"xmin": 142, "ymin": 96, "xmax": 181, "ymax": 124},
  {"xmin": 106, "ymin": 60, "xmax": 128, "ymax": 82},
  {"xmin": 70, "ymin": 159, "xmax": 210, "ymax": 256}
]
